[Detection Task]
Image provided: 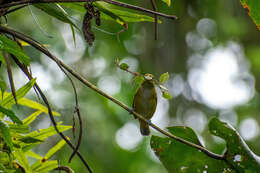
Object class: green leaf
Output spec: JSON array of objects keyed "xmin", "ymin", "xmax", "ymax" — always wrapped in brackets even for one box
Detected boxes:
[
  {"xmin": 61, "ymin": 3, "xmax": 85, "ymax": 13},
  {"xmin": 209, "ymin": 117, "xmax": 260, "ymax": 172},
  {"xmin": 0, "ymin": 120, "xmax": 13, "ymax": 149},
  {"xmin": 9, "ymin": 124, "xmax": 29, "ymax": 133},
  {"xmin": 150, "ymin": 126, "xmax": 235, "ymax": 173},
  {"xmin": 119, "ymin": 63, "xmax": 129, "ymax": 70},
  {"xmin": 0, "ymin": 106, "xmax": 22, "ymax": 124},
  {"xmin": 13, "ymin": 150, "xmax": 32, "ymax": 173},
  {"xmin": 19, "ymin": 136, "xmax": 43, "ymax": 144},
  {"xmin": 24, "ymin": 124, "xmax": 71, "ymax": 141},
  {"xmin": 0, "ymin": 35, "xmax": 30, "ymax": 65},
  {"xmin": 34, "ymin": 3, "xmax": 79, "ymax": 30},
  {"xmin": 0, "ymin": 79, "xmax": 6, "ymax": 99},
  {"xmin": 22, "ymin": 111, "xmax": 42, "ymax": 125},
  {"xmin": 63, "ymin": 2, "xmax": 160, "ymax": 24},
  {"xmin": 95, "ymin": 2, "xmax": 160, "ymax": 24},
  {"xmin": 94, "ymin": 2, "xmax": 126, "ymax": 26},
  {"xmin": 240, "ymin": 0, "xmax": 260, "ymax": 30},
  {"xmin": 159, "ymin": 72, "xmax": 169, "ymax": 84},
  {"xmin": 25, "ymin": 150, "xmax": 42, "ymax": 159},
  {"xmin": 45, "ymin": 139, "xmax": 67, "ymax": 159},
  {"xmin": 19, "ymin": 98, "xmax": 60, "ymax": 116},
  {"xmin": 32, "ymin": 160, "xmax": 58, "ymax": 173},
  {"xmin": 0, "ymin": 78, "xmax": 36, "ymax": 108},
  {"xmin": 30, "ymin": 139, "xmax": 66, "ymax": 172},
  {"xmin": 161, "ymin": 0, "xmax": 171, "ymax": 6},
  {"xmin": 162, "ymin": 90, "xmax": 172, "ymax": 99}
]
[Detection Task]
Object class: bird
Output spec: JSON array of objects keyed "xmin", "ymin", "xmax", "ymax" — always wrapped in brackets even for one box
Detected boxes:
[{"xmin": 133, "ymin": 74, "xmax": 157, "ymax": 136}]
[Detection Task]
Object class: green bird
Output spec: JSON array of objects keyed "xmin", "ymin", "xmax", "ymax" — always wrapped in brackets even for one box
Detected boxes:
[{"xmin": 133, "ymin": 74, "xmax": 157, "ymax": 136}]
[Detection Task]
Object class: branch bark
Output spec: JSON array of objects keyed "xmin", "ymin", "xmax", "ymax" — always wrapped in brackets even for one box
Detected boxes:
[{"xmin": 0, "ymin": 25, "xmax": 224, "ymax": 161}]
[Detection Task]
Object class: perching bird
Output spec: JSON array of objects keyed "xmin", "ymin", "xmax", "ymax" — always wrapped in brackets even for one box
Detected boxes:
[{"xmin": 133, "ymin": 74, "xmax": 157, "ymax": 136}]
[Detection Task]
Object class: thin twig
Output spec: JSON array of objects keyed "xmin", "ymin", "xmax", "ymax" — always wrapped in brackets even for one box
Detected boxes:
[
  {"xmin": 10, "ymin": 53, "xmax": 92, "ymax": 173},
  {"xmin": 3, "ymin": 52, "xmax": 17, "ymax": 103},
  {"xmin": 3, "ymin": 4, "xmax": 27, "ymax": 15},
  {"xmin": 115, "ymin": 60, "xmax": 140, "ymax": 76},
  {"xmin": 102, "ymin": 0, "xmax": 177, "ymax": 20},
  {"xmin": 58, "ymin": 64, "xmax": 83, "ymax": 163},
  {"xmin": 0, "ymin": 0, "xmax": 177, "ymax": 20},
  {"xmin": 150, "ymin": 0, "xmax": 158, "ymax": 40},
  {"xmin": 0, "ymin": 25, "xmax": 224, "ymax": 160}
]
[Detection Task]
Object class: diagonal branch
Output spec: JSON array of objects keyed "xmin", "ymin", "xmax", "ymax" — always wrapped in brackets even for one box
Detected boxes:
[{"xmin": 0, "ymin": 25, "xmax": 224, "ymax": 161}]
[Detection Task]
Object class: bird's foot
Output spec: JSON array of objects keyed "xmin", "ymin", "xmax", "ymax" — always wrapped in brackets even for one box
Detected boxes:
[{"xmin": 129, "ymin": 108, "xmax": 137, "ymax": 119}]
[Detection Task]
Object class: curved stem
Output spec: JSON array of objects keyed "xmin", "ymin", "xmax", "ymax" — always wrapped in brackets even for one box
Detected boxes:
[
  {"xmin": 11, "ymin": 56, "xmax": 93, "ymax": 173},
  {"xmin": 0, "ymin": 25, "xmax": 224, "ymax": 160}
]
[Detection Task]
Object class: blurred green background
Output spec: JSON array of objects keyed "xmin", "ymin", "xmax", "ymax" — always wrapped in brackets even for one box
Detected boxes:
[{"xmin": 2, "ymin": 0, "xmax": 260, "ymax": 172}]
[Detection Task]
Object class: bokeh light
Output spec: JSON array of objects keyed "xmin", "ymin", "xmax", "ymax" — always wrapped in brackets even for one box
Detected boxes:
[
  {"xmin": 188, "ymin": 42, "xmax": 255, "ymax": 109},
  {"xmin": 115, "ymin": 122, "xmax": 143, "ymax": 151},
  {"xmin": 239, "ymin": 118, "xmax": 259, "ymax": 140}
]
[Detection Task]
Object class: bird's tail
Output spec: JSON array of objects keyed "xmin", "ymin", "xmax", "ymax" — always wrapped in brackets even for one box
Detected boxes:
[{"xmin": 139, "ymin": 120, "xmax": 150, "ymax": 136}]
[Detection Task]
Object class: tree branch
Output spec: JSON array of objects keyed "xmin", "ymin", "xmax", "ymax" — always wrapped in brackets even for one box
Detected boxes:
[
  {"xmin": 0, "ymin": 25, "xmax": 224, "ymax": 160},
  {"xmin": 0, "ymin": 0, "xmax": 177, "ymax": 20}
]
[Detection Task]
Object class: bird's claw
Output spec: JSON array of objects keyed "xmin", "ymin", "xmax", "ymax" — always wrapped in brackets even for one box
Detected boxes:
[{"xmin": 129, "ymin": 108, "xmax": 137, "ymax": 119}]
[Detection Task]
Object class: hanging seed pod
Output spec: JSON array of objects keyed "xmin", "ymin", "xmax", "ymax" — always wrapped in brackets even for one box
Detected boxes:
[
  {"xmin": 94, "ymin": 10, "xmax": 101, "ymax": 26},
  {"xmin": 82, "ymin": 3, "xmax": 101, "ymax": 46},
  {"xmin": 82, "ymin": 3, "xmax": 95, "ymax": 46},
  {"xmin": 82, "ymin": 11, "xmax": 95, "ymax": 46}
]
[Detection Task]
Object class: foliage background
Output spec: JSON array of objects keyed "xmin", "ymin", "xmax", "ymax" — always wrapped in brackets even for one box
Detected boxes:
[{"xmin": 1, "ymin": 0, "xmax": 260, "ymax": 172}]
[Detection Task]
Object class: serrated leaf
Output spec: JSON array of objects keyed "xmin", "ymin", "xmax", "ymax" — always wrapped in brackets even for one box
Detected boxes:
[
  {"xmin": 0, "ymin": 35, "xmax": 30, "ymax": 65},
  {"xmin": 0, "ymin": 78, "xmax": 36, "ymax": 108},
  {"xmin": 240, "ymin": 0, "xmax": 260, "ymax": 30},
  {"xmin": 161, "ymin": 0, "xmax": 171, "ymax": 6},
  {"xmin": 0, "ymin": 120, "xmax": 13, "ymax": 149},
  {"xmin": 119, "ymin": 63, "xmax": 129, "ymax": 70},
  {"xmin": 159, "ymin": 72, "xmax": 169, "ymax": 84},
  {"xmin": 0, "ymin": 106, "xmax": 22, "ymax": 124},
  {"xmin": 162, "ymin": 90, "xmax": 172, "ymax": 99}
]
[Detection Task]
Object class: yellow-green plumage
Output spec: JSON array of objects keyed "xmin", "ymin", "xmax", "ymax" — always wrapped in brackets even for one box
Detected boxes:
[{"xmin": 133, "ymin": 79, "xmax": 157, "ymax": 136}]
